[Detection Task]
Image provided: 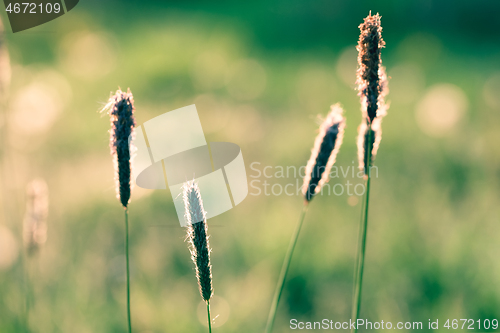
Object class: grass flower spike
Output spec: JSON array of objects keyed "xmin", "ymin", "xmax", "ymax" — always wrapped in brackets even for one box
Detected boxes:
[
  {"xmin": 107, "ymin": 89, "xmax": 136, "ymax": 207},
  {"xmin": 356, "ymin": 12, "xmax": 388, "ymax": 175},
  {"xmin": 23, "ymin": 179, "xmax": 49, "ymax": 255},
  {"xmin": 352, "ymin": 13, "xmax": 389, "ymax": 332},
  {"xmin": 266, "ymin": 105, "xmax": 345, "ymax": 333},
  {"xmin": 303, "ymin": 104, "xmax": 346, "ymax": 202},
  {"xmin": 183, "ymin": 181, "xmax": 213, "ymax": 332},
  {"xmin": 22, "ymin": 179, "xmax": 49, "ymax": 331},
  {"xmin": 104, "ymin": 88, "xmax": 136, "ymax": 333}
]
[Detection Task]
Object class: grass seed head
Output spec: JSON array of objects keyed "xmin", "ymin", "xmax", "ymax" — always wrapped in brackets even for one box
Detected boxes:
[
  {"xmin": 356, "ymin": 13, "xmax": 389, "ymax": 173},
  {"xmin": 183, "ymin": 181, "xmax": 213, "ymax": 302},
  {"xmin": 105, "ymin": 88, "xmax": 136, "ymax": 208},
  {"xmin": 23, "ymin": 179, "xmax": 49, "ymax": 255},
  {"xmin": 356, "ymin": 12, "xmax": 388, "ymax": 124},
  {"xmin": 303, "ymin": 104, "xmax": 346, "ymax": 202}
]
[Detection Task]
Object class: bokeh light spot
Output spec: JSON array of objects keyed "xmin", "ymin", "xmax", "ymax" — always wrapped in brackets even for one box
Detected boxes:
[
  {"xmin": 10, "ymin": 81, "xmax": 64, "ymax": 135},
  {"xmin": 416, "ymin": 84, "xmax": 468, "ymax": 137},
  {"xmin": 60, "ymin": 31, "xmax": 117, "ymax": 80},
  {"xmin": 348, "ymin": 195, "xmax": 359, "ymax": 206}
]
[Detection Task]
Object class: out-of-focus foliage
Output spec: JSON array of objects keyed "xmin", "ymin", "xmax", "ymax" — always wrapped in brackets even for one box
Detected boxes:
[{"xmin": 1, "ymin": 1, "xmax": 499, "ymax": 332}]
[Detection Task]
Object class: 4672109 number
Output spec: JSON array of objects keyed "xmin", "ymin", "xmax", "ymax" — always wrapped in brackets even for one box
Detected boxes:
[
  {"xmin": 5, "ymin": 2, "xmax": 62, "ymax": 14},
  {"xmin": 444, "ymin": 318, "xmax": 498, "ymax": 330}
]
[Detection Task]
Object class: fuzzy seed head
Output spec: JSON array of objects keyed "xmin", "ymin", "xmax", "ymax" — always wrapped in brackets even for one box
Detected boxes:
[
  {"xmin": 356, "ymin": 13, "xmax": 389, "ymax": 173},
  {"xmin": 105, "ymin": 88, "xmax": 136, "ymax": 208},
  {"xmin": 303, "ymin": 104, "xmax": 346, "ymax": 202},
  {"xmin": 23, "ymin": 179, "xmax": 49, "ymax": 255},
  {"xmin": 183, "ymin": 181, "xmax": 213, "ymax": 302},
  {"xmin": 356, "ymin": 12, "xmax": 388, "ymax": 124},
  {"xmin": 357, "ymin": 119, "xmax": 383, "ymax": 174}
]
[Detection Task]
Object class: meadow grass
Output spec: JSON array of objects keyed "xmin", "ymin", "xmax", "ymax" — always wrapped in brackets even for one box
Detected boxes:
[
  {"xmin": 104, "ymin": 89, "xmax": 136, "ymax": 333},
  {"xmin": 351, "ymin": 13, "xmax": 388, "ymax": 332},
  {"xmin": 183, "ymin": 180, "xmax": 214, "ymax": 332},
  {"xmin": 266, "ymin": 105, "xmax": 345, "ymax": 333},
  {"xmin": 22, "ymin": 179, "xmax": 48, "ymax": 333}
]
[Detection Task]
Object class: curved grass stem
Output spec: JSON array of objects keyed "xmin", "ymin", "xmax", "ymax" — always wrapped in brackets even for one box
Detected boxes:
[
  {"xmin": 265, "ymin": 203, "xmax": 309, "ymax": 333},
  {"xmin": 351, "ymin": 126, "xmax": 373, "ymax": 333}
]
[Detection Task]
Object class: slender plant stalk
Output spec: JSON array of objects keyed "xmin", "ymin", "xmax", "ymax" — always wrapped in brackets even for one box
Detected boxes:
[
  {"xmin": 21, "ymin": 179, "xmax": 48, "ymax": 333},
  {"xmin": 125, "ymin": 208, "xmax": 132, "ymax": 333},
  {"xmin": 351, "ymin": 13, "xmax": 387, "ymax": 330},
  {"xmin": 207, "ymin": 301, "xmax": 212, "ymax": 333},
  {"xmin": 183, "ymin": 181, "xmax": 214, "ymax": 332},
  {"xmin": 351, "ymin": 182, "xmax": 366, "ymax": 300},
  {"xmin": 22, "ymin": 254, "xmax": 30, "ymax": 333},
  {"xmin": 265, "ymin": 203, "xmax": 309, "ymax": 333},
  {"xmin": 266, "ymin": 105, "xmax": 345, "ymax": 332},
  {"xmin": 351, "ymin": 127, "xmax": 373, "ymax": 333},
  {"xmin": 104, "ymin": 89, "xmax": 136, "ymax": 333}
]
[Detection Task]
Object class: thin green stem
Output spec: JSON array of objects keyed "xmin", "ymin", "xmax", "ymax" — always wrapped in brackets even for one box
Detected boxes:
[
  {"xmin": 265, "ymin": 203, "xmax": 309, "ymax": 333},
  {"xmin": 351, "ymin": 186, "xmax": 366, "ymax": 304},
  {"xmin": 207, "ymin": 301, "xmax": 212, "ymax": 333},
  {"xmin": 125, "ymin": 208, "xmax": 132, "ymax": 333},
  {"xmin": 351, "ymin": 127, "xmax": 373, "ymax": 333},
  {"xmin": 23, "ymin": 253, "xmax": 30, "ymax": 333}
]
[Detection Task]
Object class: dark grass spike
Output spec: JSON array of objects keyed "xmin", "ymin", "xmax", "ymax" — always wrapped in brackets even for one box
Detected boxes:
[
  {"xmin": 356, "ymin": 12, "xmax": 387, "ymax": 124},
  {"xmin": 352, "ymin": 12, "xmax": 389, "ymax": 333},
  {"xmin": 356, "ymin": 12, "xmax": 388, "ymax": 174},
  {"xmin": 183, "ymin": 181, "xmax": 213, "ymax": 332},
  {"xmin": 103, "ymin": 88, "xmax": 136, "ymax": 333},
  {"xmin": 107, "ymin": 89, "xmax": 136, "ymax": 208},
  {"xmin": 303, "ymin": 104, "xmax": 345, "ymax": 202},
  {"xmin": 184, "ymin": 180, "xmax": 213, "ymax": 302},
  {"xmin": 267, "ymin": 104, "xmax": 345, "ymax": 333}
]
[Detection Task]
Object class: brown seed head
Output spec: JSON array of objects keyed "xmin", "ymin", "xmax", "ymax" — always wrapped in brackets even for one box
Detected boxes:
[
  {"xmin": 104, "ymin": 88, "xmax": 136, "ymax": 208},
  {"xmin": 303, "ymin": 104, "xmax": 346, "ymax": 202},
  {"xmin": 183, "ymin": 181, "xmax": 213, "ymax": 302},
  {"xmin": 356, "ymin": 13, "xmax": 389, "ymax": 173},
  {"xmin": 356, "ymin": 12, "xmax": 388, "ymax": 124}
]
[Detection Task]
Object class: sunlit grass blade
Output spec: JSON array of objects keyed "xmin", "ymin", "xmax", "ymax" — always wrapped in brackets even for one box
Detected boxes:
[{"xmin": 266, "ymin": 105, "xmax": 345, "ymax": 332}]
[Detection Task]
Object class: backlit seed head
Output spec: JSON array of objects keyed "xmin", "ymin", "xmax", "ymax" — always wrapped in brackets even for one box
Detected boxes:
[
  {"xmin": 183, "ymin": 181, "xmax": 213, "ymax": 302},
  {"xmin": 356, "ymin": 12, "xmax": 388, "ymax": 124},
  {"xmin": 103, "ymin": 88, "xmax": 136, "ymax": 208},
  {"xmin": 356, "ymin": 13, "xmax": 389, "ymax": 173},
  {"xmin": 303, "ymin": 104, "xmax": 346, "ymax": 202},
  {"xmin": 357, "ymin": 117, "xmax": 383, "ymax": 174}
]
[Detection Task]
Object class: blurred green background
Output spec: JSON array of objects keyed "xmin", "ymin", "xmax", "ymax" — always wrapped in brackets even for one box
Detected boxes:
[{"xmin": 1, "ymin": 0, "xmax": 500, "ymax": 332}]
